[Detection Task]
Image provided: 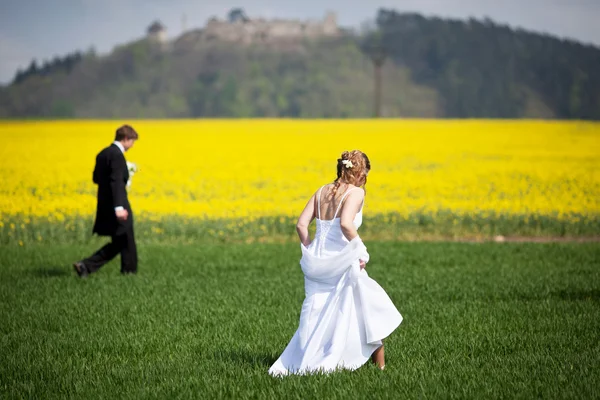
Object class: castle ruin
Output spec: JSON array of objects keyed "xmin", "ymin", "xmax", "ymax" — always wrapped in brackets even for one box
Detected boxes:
[{"xmin": 203, "ymin": 11, "xmax": 339, "ymax": 43}]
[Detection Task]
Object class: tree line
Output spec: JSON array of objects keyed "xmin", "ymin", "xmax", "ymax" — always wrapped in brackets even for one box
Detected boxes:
[
  {"xmin": 12, "ymin": 51, "xmax": 85, "ymax": 85},
  {"xmin": 372, "ymin": 9, "xmax": 600, "ymax": 119}
]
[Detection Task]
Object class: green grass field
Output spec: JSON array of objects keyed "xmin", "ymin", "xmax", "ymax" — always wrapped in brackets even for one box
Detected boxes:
[{"xmin": 1, "ymin": 242, "xmax": 599, "ymax": 399}]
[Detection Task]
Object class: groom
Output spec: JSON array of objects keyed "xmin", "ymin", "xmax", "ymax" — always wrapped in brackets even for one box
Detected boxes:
[{"xmin": 73, "ymin": 125, "xmax": 139, "ymax": 278}]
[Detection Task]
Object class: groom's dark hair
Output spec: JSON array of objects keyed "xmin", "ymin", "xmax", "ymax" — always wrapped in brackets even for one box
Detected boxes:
[{"xmin": 115, "ymin": 125, "xmax": 139, "ymax": 141}]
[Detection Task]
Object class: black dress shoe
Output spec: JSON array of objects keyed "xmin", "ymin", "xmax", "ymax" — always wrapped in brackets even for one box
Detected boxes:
[{"xmin": 73, "ymin": 261, "xmax": 89, "ymax": 278}]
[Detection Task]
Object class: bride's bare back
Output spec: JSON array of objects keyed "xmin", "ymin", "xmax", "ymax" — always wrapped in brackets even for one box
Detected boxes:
[{"xmin": 316, "ymin": 183, "xmax": 364, "ymax": 221}]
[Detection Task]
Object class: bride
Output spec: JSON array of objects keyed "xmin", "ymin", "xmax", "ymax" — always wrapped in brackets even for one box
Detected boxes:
[{"xmin": 269, "ymin": 150, "xmax": 402, "ymax": 376}]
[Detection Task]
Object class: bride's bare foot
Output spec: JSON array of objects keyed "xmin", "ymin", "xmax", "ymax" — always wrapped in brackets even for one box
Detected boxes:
[{"xmin": 371, "ymin": 345, "xmax": 385, "ymax": 369}]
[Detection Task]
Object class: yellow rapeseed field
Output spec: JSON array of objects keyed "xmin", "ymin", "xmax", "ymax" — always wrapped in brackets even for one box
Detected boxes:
[{"xmin": 0, "ymin": 120, "xmax": 598, "ymax": 224}]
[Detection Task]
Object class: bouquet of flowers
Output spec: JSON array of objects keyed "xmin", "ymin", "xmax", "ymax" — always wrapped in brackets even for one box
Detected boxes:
[{"xmin": 127, "ymin": 161, "xmax": 138, "ymax": 188}]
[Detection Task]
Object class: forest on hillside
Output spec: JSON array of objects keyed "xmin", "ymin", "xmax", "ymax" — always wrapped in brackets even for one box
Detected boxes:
[{"xmin": 1, "ymin": 9, "xmax": 599, "ymax": 119}]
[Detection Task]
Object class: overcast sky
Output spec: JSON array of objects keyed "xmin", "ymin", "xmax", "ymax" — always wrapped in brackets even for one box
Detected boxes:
[{"xmin": 1, "ymin": 0, "xmax": 599, "ymax": 84}]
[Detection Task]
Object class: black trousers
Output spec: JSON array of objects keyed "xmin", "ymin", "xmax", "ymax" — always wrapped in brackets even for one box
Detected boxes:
[{"xmin": 83, "ymin": 226, "xmax": 137, "ymax": 274}]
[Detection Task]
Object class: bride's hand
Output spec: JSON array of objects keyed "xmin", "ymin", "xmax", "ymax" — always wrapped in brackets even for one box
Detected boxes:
[{"xmin": 359, "ymin": 260, "xmax": 366, "ymax": 270}]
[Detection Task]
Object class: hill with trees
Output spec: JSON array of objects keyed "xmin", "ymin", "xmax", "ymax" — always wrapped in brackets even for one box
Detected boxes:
[{"xmin": 1, "ymin": 9, "xmax": 598, "ymax": 119}]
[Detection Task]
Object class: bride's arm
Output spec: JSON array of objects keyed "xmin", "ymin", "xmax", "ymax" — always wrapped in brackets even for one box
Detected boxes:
[
  {"xmin": 340, "ymin": 189, "xmax": 365, "ymax": 242},
  {"xmin": 297, "ymin": 193, "xmax": 316, "ymax": 246}
]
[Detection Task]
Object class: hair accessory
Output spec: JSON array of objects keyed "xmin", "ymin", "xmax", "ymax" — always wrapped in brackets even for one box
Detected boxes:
[{"xmin": 341, "ymin": 159, "xmax": 353, "ymax": 169}]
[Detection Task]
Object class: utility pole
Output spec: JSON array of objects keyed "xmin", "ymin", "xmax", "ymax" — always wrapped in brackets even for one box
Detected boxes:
[
  {"xmin": 369, "ymin": 45, "xmax": 387, "ymax": 118},
  {"xmin": 363, "ymin": 34, "xmax": 388, "ymax": 118}
]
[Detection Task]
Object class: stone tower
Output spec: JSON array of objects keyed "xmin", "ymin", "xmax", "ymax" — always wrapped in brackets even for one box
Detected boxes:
[
  {"xmin": 147, "ymin": 21, "xmax": 167, "ymax": 43},
  {"xmin": 322, "ymin": 11, "xmax": 338, "ymax": 35}
]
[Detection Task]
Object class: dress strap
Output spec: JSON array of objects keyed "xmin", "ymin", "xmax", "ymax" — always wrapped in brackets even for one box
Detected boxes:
[
  {"xmin": 316, "ymin": 185, "xmax": 325, "ymax": 219},
  {"xmin": 333, "ymin": 187, "xmax": 360, "ymax": 219}
]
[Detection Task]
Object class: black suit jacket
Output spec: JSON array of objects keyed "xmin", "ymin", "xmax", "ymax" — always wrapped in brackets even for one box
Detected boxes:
[{"xmin": 92, "ymin": 144, "xmax": 132, "ymax": 236}]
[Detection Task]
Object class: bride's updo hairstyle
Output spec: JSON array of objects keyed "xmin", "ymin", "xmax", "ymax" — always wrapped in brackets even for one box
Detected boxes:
[{"xmin": 332, "ymin": 150, "xmax": 371, "ymax": 197}]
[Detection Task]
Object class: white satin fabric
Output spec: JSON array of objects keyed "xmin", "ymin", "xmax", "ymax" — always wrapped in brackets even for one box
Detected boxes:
[{"xmin": 269, "ymin": 188, "xmax": 402, "ymax": 376}]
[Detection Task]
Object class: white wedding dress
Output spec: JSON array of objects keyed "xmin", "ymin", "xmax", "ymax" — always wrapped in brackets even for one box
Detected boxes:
[{"xmin": 269, "ymin": 186, "xmax": 403, "ymax": 376}]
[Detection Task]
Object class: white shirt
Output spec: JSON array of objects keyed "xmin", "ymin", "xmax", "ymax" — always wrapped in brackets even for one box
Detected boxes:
[
  {"xmin": 113, "ymin": 141, "xmax": 125, "ymax": 212},
  {"xmin": 113, "ymin": 141, "xmax": 125, "ymax": 154}
]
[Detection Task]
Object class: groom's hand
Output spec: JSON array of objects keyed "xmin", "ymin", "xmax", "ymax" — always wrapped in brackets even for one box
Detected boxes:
[
  {"xmin": 116, "ymin": 209, "xmax": 129, "ymax": 221},
  {"xmin": 359, "ymin": 260, "xmax": 366, "ymax": 270}
]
